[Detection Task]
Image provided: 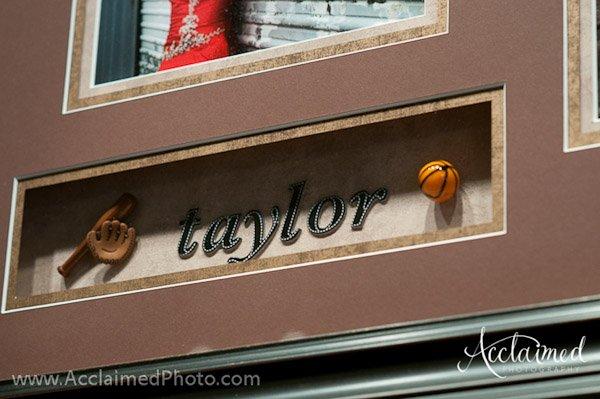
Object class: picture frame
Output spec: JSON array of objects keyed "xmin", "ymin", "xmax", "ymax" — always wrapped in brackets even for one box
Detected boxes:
[{"xmin": 0, "ymin": 1, "xmax": 598, "ymax": 397}]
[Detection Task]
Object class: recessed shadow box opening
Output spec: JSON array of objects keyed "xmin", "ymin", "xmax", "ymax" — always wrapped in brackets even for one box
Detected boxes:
[{"xmin": 3, "ymin": 89, "xmax": 504, "ymax": 311}]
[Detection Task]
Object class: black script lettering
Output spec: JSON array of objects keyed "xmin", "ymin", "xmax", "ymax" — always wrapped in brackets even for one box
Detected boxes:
[
  {"xmin": 349, "ymin": 188, "xmax": 388, "ymax": 230},
  {"xmin": 202, "ymin": 214, "xmax": 242, "ymax": 254},
  {"xmin": 178, "ymin": 208, "xmax": 201, "ymax": 259},
  {"xmin": 228, "ymin": 207, "xmax": 280, "ymax": 263},
  {"xmin": 307, "ymin": 196, "xmax": 346, "ymax": 236},
  {"xmin": 280, "ymin": 181, "xmax": 305, "ymax": 244}
]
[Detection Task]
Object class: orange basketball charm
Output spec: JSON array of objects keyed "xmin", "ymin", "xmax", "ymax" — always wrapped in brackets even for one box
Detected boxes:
[{"xmin": 418, "ymin": 160, "xmax": 460, "ymax": 203}]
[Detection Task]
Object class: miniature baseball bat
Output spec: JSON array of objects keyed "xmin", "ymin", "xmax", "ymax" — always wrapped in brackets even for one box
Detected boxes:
[{"xmin": 57, "ymin": 193, "xmax": 137, "ymax": 277}]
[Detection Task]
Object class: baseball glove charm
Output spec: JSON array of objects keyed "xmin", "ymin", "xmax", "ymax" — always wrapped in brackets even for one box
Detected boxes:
[
  {"xmin": 86, "ymin": 220, "xmax": 136, "ymax": 264},
  {"xmin": 418, "ymin": 160, "xmax": 460, "ymax": 203}
]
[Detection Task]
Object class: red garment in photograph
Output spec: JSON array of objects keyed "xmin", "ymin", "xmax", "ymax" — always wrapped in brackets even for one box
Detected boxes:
[{"xmin": 159, "ymin": 0, "xmax": 231, "ymax": 71}]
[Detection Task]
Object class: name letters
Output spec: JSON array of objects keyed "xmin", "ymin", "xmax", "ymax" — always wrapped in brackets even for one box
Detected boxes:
[{"xmin": 178, "ymin": 181, "xmax": 388, "ymax": 263}]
